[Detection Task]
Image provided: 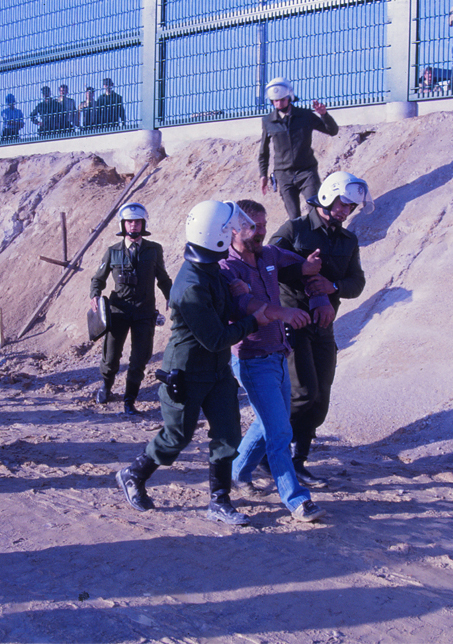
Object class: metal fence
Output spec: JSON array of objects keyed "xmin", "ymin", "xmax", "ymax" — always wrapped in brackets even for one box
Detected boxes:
[
  {"xmin": 411, "ymin": 0, "xmax": 453, "ymax": 99},
  {"xmin": 1, "ymin": 0, "xmax": 453, "ymax": 145},
  {"xmin": 155, "ymin": 0, "xmax": 388, "ymax": 126},
  {"xmin": 0, "ymin": 0, "xmax": 142, "ymax": 144}
]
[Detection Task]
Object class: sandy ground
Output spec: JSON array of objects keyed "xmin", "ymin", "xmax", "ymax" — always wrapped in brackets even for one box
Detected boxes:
[
  {"xmin": 1, "ymin": 339, "xmax": 452, "ymax": 644},
  {"xmin": 2, "ymin": 111, "xmax": 453, "ymax": 642}
]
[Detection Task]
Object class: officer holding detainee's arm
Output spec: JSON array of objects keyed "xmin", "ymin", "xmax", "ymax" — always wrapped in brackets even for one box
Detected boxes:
[
  {"xmin": 90, "ymin": 202, "xmax": 172, "ymax": 414},
  {"xmin": 116, "ymin": 200, "xmax": 269, "ymax": 526},
  {"xmin": 269, "ymin": 172, "xmax": 373, "ymax": 486}
]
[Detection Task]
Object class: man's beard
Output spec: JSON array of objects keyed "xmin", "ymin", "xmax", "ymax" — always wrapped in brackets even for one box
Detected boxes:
[{"xmin": 244, "ymin": 237, "xmax": 264, "ymax": 254}]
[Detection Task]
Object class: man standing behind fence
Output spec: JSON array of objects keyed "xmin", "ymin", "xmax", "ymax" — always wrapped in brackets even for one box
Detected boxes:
[
  {"xmin": 30, "ymin": 86, "xmax": 61, "ymax": 137},
  {"xmin": 96, "ymin": 78, "xmax": 126, "ymax": 129},
  {"xmin": 1, "ymin": 94, "xmax": 24, "ymax": 142},
  {"xmin": 78, "ymin": 86, "xmax": 97, "ymax": 131},
  {"xmin": 57, "ymin": 84, "xmax": 78, "ymax": 133},
  {"xmin": 259, "ymin": 77, "xmax": 339, "ymax": 221}
]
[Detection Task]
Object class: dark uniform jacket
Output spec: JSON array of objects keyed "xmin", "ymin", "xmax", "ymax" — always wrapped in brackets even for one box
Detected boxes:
[
  {"xmin": 161, "ymin": 260, "xmax": 258, "ymax": 381},
  {"xmin": 30, "ymin": 98, "xmax": 61, "ymax": 134},
  {"xmin": 96, "ymin": 91, "xmax": 126, "ymax": 127},
  {"xmin": 90, "ymin": 239, "xmax": 172, "ymax": 320},
  {"xmin": 258, "ymin": 106, "xmax": 339, "ymax": 177},
  {"xmin": 270, "ymin": 209, "xmax": 365, "ymax": 315}
]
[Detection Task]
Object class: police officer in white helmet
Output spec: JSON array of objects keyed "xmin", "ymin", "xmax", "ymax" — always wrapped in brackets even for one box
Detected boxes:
[
  {"xmin": 259, "ymin": 77, "xmax": 339, "ymax": 220},
  {"xmin": 116, "ymin": 200, "xmax": 269, "ymax": 525},
  {"xmin": 90, "ymin": 202, "xmax": 172, "ymax": 414},
  {"xmin": 267, "ymin": 172, "xmax": 374, "ymax": 486}
]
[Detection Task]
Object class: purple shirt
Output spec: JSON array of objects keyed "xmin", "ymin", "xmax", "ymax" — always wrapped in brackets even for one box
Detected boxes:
[{"xmin": 220, "ymin": 245, "xmax": 302, "ymax": 359}]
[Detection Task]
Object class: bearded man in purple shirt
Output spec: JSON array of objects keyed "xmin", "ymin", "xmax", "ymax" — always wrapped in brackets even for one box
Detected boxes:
[{"xmin": 220, "ymin": 199, "xmax": 334, "ymax": 522}]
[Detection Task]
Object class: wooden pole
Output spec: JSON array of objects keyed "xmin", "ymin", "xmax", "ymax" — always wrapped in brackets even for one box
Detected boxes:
[
  {"xmin": 39, "ymin": 255, "xmax": 71, "ymax": 268},
  {"xmin": 60, "ymin": 212, "xmax": 68, "ymax": 264},
  {"xmin": 18, "ymin": 162, "xmax": 149, "ymax": 339}
]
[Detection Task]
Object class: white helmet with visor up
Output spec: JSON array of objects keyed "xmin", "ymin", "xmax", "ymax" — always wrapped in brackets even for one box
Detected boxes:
[
  {"xmin": 310, "ymin": 172, "xmax": 374, "ymax": 215},
  {"xmin": 185, "ymin": 200, "xmax": 255, "ymax": 263},
  {"xmin": 265, "ymin": 77, "xmax": 295, "ymax": 102},
  {"xmin": 117, "ymin": 202, "xmax": 150, "ymax": 236}
]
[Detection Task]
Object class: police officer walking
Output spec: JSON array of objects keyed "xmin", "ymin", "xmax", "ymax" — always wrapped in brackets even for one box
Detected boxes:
[
  {"xmin": 90, "ymin": 202, "xmax": 172, "ymax": 414},
  {"xmin": 270, "ymin": 172, "xmax": 374, "ymax": 485},
  {"xmin": 116, "ymin": 200, "xmax": 268, "ymax": 525},
  {"xmin": 259, "ymin": 77, "xmax": 339, "ymax": 221}
]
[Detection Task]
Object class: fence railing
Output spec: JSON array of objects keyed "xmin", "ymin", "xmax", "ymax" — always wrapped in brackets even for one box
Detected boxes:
[
  {"xmin": 1, "ymin": 0, "xmax": 453, "ymax": 146},
  {"xmin": 0, "ymin": 0, "xmax": 142, "ymax": 145},
  {"xmin": 411, "ymin": 0, "xmax": 453, "ymax": 100},
  {"xmin": 155, "ymin": 0, "xmax": 388, "ymax": 127}
]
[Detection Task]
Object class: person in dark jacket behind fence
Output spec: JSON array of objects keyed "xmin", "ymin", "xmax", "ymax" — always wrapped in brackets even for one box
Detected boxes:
[
  {"xmin": 259, "ymin": 76, "xmax": 339, "ymax": 221},
  {"xmin": 96, "ymin": 78, "xmax": 126, "ymax": 129},
  {"xmin": 57, "ymin": 84, "xmax": 78, "ymax": 132},
  {"xmin": 90, "ymin": 202, "xmax": 172, "ymax": 414},
  {"xmin": 116, "ymin": 200, "xmax": 269, "ymax": 526},
  {"xmin": 30, "ymin": 86, "xmax": 61, "ymax": 137},
  {"xmin": 268, "ymin": 171, "xmax": 374, "ymax": 486}
]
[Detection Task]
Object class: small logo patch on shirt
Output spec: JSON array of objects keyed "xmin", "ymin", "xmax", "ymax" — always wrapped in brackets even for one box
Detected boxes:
[{"xmin": 266, "ymin": 265, "xmax": 275, "ymax": 273}]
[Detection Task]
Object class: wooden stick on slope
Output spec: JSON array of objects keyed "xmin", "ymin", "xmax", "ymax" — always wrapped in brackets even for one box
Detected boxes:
[{"xmin": 18, "ymin": 162, "xmax": 149, "ymax": 339}]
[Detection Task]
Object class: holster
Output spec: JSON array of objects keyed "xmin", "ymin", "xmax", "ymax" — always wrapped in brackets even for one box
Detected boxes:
[{"xmin": 155, "ymin": 368, "xmax": 186, "ymax": 404}]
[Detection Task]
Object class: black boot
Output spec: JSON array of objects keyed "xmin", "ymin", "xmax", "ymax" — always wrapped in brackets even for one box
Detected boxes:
[
  {"xmin": 124, "ymin": 380, "xmax": 140, "ymax": 415},
  {"xmin": 116, "ymin": 451, "xmax": 158, "ymax": 511},
  {"xmin": 207, "ymin": 461, "xmax": 250, "ymax": 526},
  {"xmin": 291, "ymin": 441, "xmax": 328, "ymax": 488},
  {"xmin": 96, "ymin": 377, "xmax": 114, "ymax": 404}
]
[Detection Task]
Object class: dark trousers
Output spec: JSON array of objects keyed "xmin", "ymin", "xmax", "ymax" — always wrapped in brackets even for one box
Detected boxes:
[
  {"xmin": 287, "ymin": 324, "xmax": 337, "ymax": 461},
  {"xmin": 275, "ymin": 167, "xmax": 321, "ymax": 220},
  {"xmin": 146, "ymin": 369, "xmax": 241, "ymax": 466},
  {"xmin": 99, "ymin": 313, "xmax": 155, "ymax": 388}
]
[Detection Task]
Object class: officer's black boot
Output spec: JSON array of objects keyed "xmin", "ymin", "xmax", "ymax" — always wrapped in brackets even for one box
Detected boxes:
[
  {"xmin": 96, "ymin": 377, "xmax": 114, "ymax": 404},
  {"xmin": 124, "ymin": 380, "xmax": 140, "ymax": 415},
  {"xmin": 207, "ymin": 461, "xmax": 250, "ymax": 526},
  {"xmin": 116, "ymin": 451, "xmax": 158, "ymax": 511},
  {"xmin": 291, "ymin": 440, "xmax": 328, "ymax": 488}
]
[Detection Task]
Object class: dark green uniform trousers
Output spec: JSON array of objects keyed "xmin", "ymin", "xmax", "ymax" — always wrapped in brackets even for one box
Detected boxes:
[
  {"xmin": 287, "ymin": 324, "xmax": 337, "ymax": 460},
  {"xmin": 275, "ymin": 167, "xmax": 321, "ymax": 221},
  {"xmin": 145, "ymin": 368, "xmax": 241, "ymax": 466},
  {"xmin": 100, "ymin": 312, "xmax": 155, "ymax": 388}
]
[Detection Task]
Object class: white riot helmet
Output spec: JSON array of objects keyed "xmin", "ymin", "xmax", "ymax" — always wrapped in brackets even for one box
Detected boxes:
[
  {"xmin": 308, "ymin": 172, "xmax": 374, "ymax": 215},
  {"xmin": 185, "ymin": 200, "xmax": 255, "ymax": 263},
  {"xmin": 116, "ymin": 202, "xmax": 150, "ymax": 237},
  {"xmin": 265, "ymin": 77, "xmax": 295, "ymax": 102}
]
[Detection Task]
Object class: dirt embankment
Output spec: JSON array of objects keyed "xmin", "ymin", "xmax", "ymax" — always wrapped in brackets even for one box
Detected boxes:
[{"xmin": 1, "ymin": 112, "xmax": 452, "ymax": 644}]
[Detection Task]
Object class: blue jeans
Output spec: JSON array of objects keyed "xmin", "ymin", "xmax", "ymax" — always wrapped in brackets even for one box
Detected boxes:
[{"xmin": 231, "ymin": 353, "xmax": 311, "ymax": 512}]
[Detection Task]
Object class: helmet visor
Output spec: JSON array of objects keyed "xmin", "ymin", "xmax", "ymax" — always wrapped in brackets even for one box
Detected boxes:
[
  {"xmin": 222, "ymin": 202, "xmax": 256, "ymax": 236},
  {"xmin": 340, "ymin": 182, "xmax": 374, "ymax": 214},
  {"xmin": 267, "ymin": 85, "xmax": 291, "ymax": 101}
]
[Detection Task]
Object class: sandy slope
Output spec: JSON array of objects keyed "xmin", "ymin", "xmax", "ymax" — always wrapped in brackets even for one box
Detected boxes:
[{"xmin": 0, "ymin": 112, "xmax": 452, "ymax": 643}]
